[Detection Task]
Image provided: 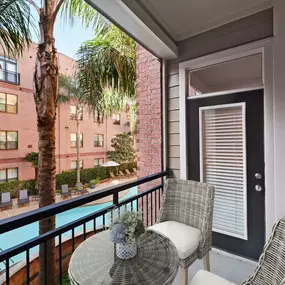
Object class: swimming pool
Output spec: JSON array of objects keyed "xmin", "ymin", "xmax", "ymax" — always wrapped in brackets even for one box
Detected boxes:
[{"xmin": 0, "ymin": 187, "xmax": 137, "ymax": 269}]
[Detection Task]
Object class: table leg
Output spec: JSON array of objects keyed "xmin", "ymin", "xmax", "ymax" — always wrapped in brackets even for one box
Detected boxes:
[{"xmin": 180, "ymin": 267, "xmax": 188, "ymax": 285}]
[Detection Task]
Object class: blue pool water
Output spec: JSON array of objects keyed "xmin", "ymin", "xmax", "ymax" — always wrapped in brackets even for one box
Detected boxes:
[{"xmin": 0, "ymin": 187, "xmax": 137, "ymax": 269}]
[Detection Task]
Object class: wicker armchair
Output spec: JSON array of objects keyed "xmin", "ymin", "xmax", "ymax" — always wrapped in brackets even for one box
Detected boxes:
[
  {"xmin": 149, "ymin": 179, "xmax": 215, "ymax": 285},
  {"xmin": 190, "ymin": 217, "xmax": 285, "ymax": 285}
]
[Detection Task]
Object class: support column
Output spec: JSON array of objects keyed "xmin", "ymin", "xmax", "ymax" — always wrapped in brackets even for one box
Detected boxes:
[{"xmin": 273, "ymin": 0, "xmax": 285, "ymax": 219}]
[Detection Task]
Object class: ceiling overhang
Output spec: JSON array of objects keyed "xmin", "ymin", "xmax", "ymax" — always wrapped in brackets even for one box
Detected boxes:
[{"xmin": 86, "ymin": 0, "xmax": 179, "ymax": 59}]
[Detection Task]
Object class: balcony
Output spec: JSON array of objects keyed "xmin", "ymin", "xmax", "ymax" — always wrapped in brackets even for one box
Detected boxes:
[
  {"xmin": 0, "ymin": 171, "xmax": 168, "ymax": 284},
  {"xmin": 0, "ymin": 170, "xmax": 257, "ymax": 285},
  {"xmin": 0, "ymin": 70, "xmax": 20, "ymax": 85}
]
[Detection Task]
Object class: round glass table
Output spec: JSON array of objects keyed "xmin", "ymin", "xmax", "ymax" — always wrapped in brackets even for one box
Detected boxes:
[{"xmin": 68, "ymin": 230, "xmax": 179, "ymax": 285}]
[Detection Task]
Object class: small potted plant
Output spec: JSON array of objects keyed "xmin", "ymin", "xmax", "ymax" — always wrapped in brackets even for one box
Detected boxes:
[
  {"xmin": 89, "ymin": 177, "xmax": 99, "ymax": 189},
  {"xmin": 109, "ymin": 210, "xmax": 145, "ymax": 259}
]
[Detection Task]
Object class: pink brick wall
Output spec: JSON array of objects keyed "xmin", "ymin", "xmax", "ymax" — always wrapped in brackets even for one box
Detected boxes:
[{"xmin": 136, "ymin": 44, "xmax": 162, "ymax": 191}]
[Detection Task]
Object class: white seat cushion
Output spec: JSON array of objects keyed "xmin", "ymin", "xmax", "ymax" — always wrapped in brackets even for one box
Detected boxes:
[
  {"xmin": 149, "ymin": 221, "xmax": 201, "ymax": 259},
  {"xmin": 190, "ymin": 270, "xmax": 237, "ymax": 285}
]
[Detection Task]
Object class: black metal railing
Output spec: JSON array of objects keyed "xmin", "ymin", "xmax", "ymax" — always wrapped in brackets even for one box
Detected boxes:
[
  {"xmin": 0, "ymin": 70, "xmax": 20, "ymax": 85},
  {"xmin": 0, "ymin": 170, "xmax": 170, "ymax": 285}
]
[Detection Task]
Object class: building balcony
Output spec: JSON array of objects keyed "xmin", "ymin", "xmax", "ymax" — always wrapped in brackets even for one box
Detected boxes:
[
  {"xmin": 0, "ymin": 70, "xmax": 20, "ymax": 85},
  {"xmin": 0, "ymin": 170, "xmax": 258, "ymax": 285}
]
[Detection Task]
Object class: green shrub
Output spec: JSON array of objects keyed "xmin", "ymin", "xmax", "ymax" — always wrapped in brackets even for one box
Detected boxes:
[
  {"xmin": 119, "ymin": 162, "xmax": 137, "ymax": 172},
  {"xmin": 20, "ymin": 180, "xmax": 36, "ymax": 195},
  {"xmin": 0, "ymin": 162, "xmax": 137, "ymax": 198},
  {"xmin": 89, "ymin": 178, "xmax": 100, "ymax": 185},
  {"xmin": 56, "ymin": 170, "xmax": 77, "ymax": 189},
  {"xmin": 0, "ymin": 180, "xmax": 19, "ymax": 198}
]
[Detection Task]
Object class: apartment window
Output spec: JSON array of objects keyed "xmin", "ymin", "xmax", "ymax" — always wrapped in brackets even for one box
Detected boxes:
[
  {"xmin": 94, "ymin": 134, "xmax": 104, "ymax": 147},
  {"xmin": 70, "ymin": 160, "xmax": 83, "ymax": 170},
  {"xmin": 70, "ymin": 133, "xmax": 83, "ymax": 148},
  {"xmin": 112, "ymin": 113, "xmax": 120, "ymax": 125},
  {"xmin": 0, "ymin": 55, "xmax": 19, "ymax": 84},
  {"xmin": 0, "ymin": 168, "xmax": 18, "ymax": 183},
  {"xmin": 94, "ymin": 158, "xmax": 104, "ymax": 167},
  {"xmin": 0, "ymin": 93, "xmax": 18, "ymax": 113},
  {"xmin": 93, "ymin": 110, "xmax": 103, "ymax": 123},
  {"xmin": 0, "ymin": 131, "xmax": 18, "ymax": 150},
  {"xmin": 70, "ymin": 106, "xmax": 83, "ymax": 120}
]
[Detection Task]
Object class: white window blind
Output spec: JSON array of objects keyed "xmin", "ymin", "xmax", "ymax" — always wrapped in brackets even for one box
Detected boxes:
[{"xmin": 200, "ymin": 103, "xmax": 247, "ymax": 240}]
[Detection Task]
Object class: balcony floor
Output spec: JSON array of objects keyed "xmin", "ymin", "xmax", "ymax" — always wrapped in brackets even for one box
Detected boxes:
[{"xmin": 174, "ymin": 250, "xmax": 256, "ymax": 284}]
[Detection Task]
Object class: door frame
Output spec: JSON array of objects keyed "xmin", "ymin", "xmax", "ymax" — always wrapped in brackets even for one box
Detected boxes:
[{"xmin": 178, "ymin": 37, "xmax": 274, "ymax": 238}]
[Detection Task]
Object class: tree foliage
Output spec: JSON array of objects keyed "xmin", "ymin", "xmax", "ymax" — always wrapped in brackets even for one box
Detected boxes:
[
  {"xmin": 0, "ymin": 0, "xmax": 33, "ymax": 56},
  {"xmin": 77, "ymin": 24, "xmax": 136, "ymax": 117},
  {"xmin": 107, "ymin": 133, "xmax": 135, "ymax": 164},
  {"xmin": 25, "ymin": 152, "xmax": 39, "ymax": 168}
]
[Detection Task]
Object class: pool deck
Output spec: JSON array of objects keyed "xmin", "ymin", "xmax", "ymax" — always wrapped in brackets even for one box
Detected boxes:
[{"xmin": 0, "ymin": 176, "xmax": 137, "ymax": 220}]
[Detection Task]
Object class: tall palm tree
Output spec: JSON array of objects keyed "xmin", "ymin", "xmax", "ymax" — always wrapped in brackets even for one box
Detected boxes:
[
  {"xmin": 58, "ymin": 73, "xmax": 99, "ymax": 184},
  {"xmin": 24, "ymin": 1, "xmax": 104, "ymax": 284},
  {"xmin": 77, "ymin": 24, "xmax": 136, "ymax": 119},
  {"xmin": 0, "ymin": 0, "xmax": 32, "ymax": 56}
]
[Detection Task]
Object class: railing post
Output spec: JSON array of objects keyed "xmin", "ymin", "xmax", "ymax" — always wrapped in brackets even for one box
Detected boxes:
[{"xmin": 113, "ymin": 192, "xmax": 119, "ymax": 206}]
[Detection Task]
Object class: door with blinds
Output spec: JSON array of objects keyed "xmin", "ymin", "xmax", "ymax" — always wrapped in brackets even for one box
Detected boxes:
[{"xmin": 187, "ymin": 89, "xmax": 265, "ymax": 260}]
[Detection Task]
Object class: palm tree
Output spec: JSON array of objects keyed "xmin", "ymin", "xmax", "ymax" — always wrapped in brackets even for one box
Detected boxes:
[
  {"xmin": 58, "ymin": 73, "xmax": 99, "ymax": 184},
  {"xmin": 23, "ymin": 1, "xmax": 104, "ymax": 284},
  {"xmin": 0, "ymin": 0, "xmax": 32, "ymax": 56},
  {"xmin": 77, "ymin": 24, "xmax": 136, "ymax": 119}
]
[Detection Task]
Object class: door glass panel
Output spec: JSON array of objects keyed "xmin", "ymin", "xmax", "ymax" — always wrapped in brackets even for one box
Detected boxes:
[
  {"xmin": 189, "ymin": 54, "xmax": 262, "ymax": 96},
  {"xmin": 200, "ymin": 103, "xmax": 247, "ymax": 239}
]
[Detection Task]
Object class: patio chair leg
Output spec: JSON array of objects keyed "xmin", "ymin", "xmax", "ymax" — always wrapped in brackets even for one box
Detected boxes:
[
  {"xmin": 180, "ymin": 267, "xmax": 188, "ymax": 285},
  {"xmin": 203, "ymin": 253, "xmax": 210, "ymax": 271}
]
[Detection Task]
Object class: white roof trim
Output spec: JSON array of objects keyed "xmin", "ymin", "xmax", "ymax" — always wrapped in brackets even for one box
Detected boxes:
[{"xmin": 86, "ymin": 0, "xmax": 178, "ymax": 59}]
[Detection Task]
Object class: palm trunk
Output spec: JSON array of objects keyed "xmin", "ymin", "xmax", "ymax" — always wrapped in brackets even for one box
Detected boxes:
[
  {"xmin": 34, "ymin": 7, "xmax": 58, "ymax": 285},
  {"xmin": 35, "ymin": 167, "xmax": 38, "ymax": 193},
  {"xmin": 76, "ymin": 112, "xmax": 81, "ymax": 184}
]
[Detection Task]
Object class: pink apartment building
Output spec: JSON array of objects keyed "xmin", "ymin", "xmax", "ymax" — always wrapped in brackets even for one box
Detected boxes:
[{"xmin": 0, "ymin": 43, "xmax": 130, "ymax": 182}]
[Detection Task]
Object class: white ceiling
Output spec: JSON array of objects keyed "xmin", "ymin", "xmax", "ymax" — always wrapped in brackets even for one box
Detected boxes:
[{"xmin": 139, "ymin": 0, "xmax": 272, "ymax": 40}]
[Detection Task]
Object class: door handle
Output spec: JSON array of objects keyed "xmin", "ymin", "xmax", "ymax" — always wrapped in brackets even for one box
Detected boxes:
[{"xmin": 255, "ymin": 185, "xmax": 262, "ymax": 192}]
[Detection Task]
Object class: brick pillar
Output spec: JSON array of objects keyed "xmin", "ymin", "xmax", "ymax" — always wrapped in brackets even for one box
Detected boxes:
[
  {"xmin": 136, "ymin": 44, "xmax": 162, "ymax": 225},
  {"xmin": 136, "ymin": 44, "xmax": 162, "ymax": 184}
]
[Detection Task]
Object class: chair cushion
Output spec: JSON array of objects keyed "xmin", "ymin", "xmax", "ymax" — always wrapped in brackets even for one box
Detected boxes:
[
  {"xmin": 190, "ymin": 270, "xmax": 237, "ymax": 285},
  {"xmin": 149, "ymin": 221, "xmax": 201, "ymax": 259}
]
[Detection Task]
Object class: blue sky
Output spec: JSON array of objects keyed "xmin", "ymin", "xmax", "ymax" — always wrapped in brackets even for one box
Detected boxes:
[{"xmin": 30, "ymin": 8, "xmax": 95, "ymax": 59}]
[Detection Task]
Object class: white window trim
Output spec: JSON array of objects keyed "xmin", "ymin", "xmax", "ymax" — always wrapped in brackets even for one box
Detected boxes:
[{"xmin": 178, "ymin": 37, "xmax": 274, "ymax": 238}]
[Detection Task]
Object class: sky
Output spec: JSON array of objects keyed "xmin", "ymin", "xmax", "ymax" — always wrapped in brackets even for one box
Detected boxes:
[{"xmin": 30, "ymin": 7, "xmax": 95, "ymax": 59}]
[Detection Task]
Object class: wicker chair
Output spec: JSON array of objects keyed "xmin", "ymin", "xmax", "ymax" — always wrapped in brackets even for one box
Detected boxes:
[
  {"xmin": 149, "ymin": 179, "xmax": 215, "ymax": 285},
  {"xmin": 190, "ymin": 217, "xmax": 285, "ymax": 285}
]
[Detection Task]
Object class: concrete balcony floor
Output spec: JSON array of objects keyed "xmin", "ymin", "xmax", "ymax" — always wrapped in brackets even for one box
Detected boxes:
[{"xmin": 174, "ymin": 250, "xmax": 256, "ymax": 285}]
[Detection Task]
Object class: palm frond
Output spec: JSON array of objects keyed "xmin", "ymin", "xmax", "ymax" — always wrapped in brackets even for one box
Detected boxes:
[
  {"xmin": 0, "ymin": 0, "xmax": 33, "ymax": 57},
  {"xmin": 76, "ymin": 25, "xmax": 136, "ymax": 111},
  {"xmin": 60, "ymin": 0, "xmax": 110, "ymax": 34}
]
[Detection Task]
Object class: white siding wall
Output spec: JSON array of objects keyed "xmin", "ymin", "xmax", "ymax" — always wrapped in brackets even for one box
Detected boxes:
[{"xmin": 166, "ymin": 9, "xmax": 273, "ymax": 178}]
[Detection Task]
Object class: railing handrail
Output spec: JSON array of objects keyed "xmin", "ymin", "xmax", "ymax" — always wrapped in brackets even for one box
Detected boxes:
[
  {"xmin": 0, "ymin": 183, "xmax": 164, "ymax": 262},
  {"xmin": 0, "ymin": 170, "xmax": 170, "ymax": 234}
]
